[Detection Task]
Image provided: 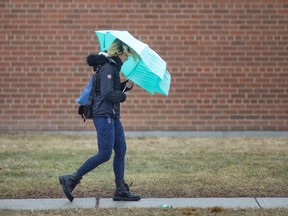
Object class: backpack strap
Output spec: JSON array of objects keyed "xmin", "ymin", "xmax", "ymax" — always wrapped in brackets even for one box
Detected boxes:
[{"xmin": 87, "ymin": 65, "xmax": 102, "ymax": 106}]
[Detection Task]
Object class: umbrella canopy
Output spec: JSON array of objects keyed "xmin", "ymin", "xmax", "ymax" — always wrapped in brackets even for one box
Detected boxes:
[{"xmin": 95, "ymin": 30, "xmax": 171, "ymax": 96}]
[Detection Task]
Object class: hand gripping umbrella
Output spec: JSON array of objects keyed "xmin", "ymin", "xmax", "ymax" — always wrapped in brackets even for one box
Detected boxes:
[{"xmin": 95, "ymin": 30, "xmax": 171, "ymax": 96}]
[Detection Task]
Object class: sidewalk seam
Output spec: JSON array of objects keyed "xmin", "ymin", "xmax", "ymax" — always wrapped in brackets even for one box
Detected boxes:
[
  {"xmin": 254, "ymin": 197, "xmax": 262, "ymax": 209},
  {"xmin": 95, "ymin": 197, "xmax": 100, "ymax": 209}
]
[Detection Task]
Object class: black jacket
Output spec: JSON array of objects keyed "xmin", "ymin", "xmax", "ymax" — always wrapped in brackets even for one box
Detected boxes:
[{"xmin": 91, "ymin": 56, "xmax": 129, "ymax": 118}]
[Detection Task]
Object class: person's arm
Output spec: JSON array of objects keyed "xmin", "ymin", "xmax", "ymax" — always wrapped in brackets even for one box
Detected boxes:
[{"xmin": 100, "ymin": 64, "xmax": 126, "ymax": 103}]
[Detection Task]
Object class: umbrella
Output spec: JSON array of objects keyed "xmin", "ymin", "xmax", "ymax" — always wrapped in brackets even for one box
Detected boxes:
[{"xmin": 95, "ymin": 30, "xmax": 171, "ymax": 96}]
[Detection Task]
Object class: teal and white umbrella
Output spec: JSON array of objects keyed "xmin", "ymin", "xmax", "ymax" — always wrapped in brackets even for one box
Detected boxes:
[{"xmin": 95, "ymin": 30, "xmax": 171, "ymax": 96}]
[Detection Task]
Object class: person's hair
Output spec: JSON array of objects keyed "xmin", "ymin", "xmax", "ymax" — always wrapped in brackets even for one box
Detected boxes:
[{"xmin": 108, "ymin": 39, "xmax": 139, "ymax": 61}]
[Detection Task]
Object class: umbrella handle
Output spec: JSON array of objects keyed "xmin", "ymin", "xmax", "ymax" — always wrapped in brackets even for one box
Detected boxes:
[{"xmin": 122, "ymin": 79, "xmax": 130, "ymax": 92}]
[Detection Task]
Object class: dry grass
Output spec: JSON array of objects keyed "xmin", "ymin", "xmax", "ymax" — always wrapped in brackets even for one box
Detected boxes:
[
  {"xmin": 1, "ymin": 133, "xmax": 287, "ymax": 200},
  {"xmin": 1, "ymin": 208, "xmax": 288, "ymax": 216}
]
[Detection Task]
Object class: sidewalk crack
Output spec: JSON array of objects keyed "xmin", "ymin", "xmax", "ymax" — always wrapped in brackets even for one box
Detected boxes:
[{"xmin": 254, "ymin": 197, "xmax": 262, "ymax": 209}]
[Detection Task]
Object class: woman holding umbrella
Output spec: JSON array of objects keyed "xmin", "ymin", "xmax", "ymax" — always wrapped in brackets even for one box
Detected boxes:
[{"xmin": 59, "ymin": 39, "xmax": 141, "ymax": 202}]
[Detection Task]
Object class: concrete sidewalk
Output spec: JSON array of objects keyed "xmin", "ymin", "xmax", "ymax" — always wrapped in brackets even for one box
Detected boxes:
[{"xmin": 1, "ymin": 197, "xmax": 288, "ymax": 210}]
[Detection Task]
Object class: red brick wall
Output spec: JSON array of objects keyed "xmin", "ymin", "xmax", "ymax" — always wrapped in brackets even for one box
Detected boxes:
[{"xmin": 1, "ymin": 0, "xmax": 287, "ymax": 131}]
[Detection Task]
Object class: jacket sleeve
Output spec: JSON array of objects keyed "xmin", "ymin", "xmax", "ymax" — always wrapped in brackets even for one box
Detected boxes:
[{"xmin": 99, "ymin": 64, "xmax": 126, "ymax": 103}]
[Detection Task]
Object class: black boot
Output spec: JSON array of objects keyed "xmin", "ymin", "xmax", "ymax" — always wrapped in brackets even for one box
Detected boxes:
[
  {"xmin": 113, "ymin": 180, "xmax": 141, "ymax": 201},
  {"xmin": 59, "ymin": 171, "xmax": 82, "ymax": 202}
]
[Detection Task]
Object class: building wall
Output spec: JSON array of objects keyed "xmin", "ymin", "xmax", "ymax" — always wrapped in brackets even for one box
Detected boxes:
[{"xmin": 1, "ymin": 0, "xmax": 287, "ymax": 131}]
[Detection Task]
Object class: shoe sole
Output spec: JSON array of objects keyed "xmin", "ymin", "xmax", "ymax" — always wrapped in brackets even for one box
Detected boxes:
[
  {"xmin": 59, "ymin": 176, "xmax": 74, "ymax": 202},
  {"xmin": 113, "ymin": 196, "xmax": 141, "ymax": 201}
]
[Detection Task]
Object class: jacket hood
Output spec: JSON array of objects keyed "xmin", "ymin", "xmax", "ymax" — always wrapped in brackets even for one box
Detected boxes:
[
  {"xmin": 86, "ymin": 53, "xmax": 123, "ymax": 71},
  {"xmin": 86, "ymin": 53, "xmax": 109, "ymax": 68}
]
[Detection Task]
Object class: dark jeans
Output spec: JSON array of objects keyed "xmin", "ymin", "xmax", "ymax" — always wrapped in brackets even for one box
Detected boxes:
[{"xmin": 77, "ymin": 117, "xmax": 127, "ymax": 181}]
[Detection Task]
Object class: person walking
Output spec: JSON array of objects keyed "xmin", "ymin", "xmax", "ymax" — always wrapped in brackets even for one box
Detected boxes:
[{"xmin": 59, "ymin": 39, "xmax": 141, "ymax": 202}]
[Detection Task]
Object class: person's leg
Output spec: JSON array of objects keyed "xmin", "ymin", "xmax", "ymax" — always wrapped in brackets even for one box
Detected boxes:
[
  {"xmin": 112, "ymin": 118, "xmax": 126, "ymax": 181},
  {"xmin": 59, "ymin": 117, "xmax": 115, "ymax": 202},
  {"xmin": 77, "ymin": 117, "xmax": 115, "ymax": 176},
  {"xmin": 112, "ymin": 118, "xmax": 141, "ymax": 201}
]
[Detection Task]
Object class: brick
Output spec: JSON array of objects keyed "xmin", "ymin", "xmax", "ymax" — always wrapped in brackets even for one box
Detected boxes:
[{"xmin": 1, "ymin": 0, "xmax": 287, "ymax": 131}]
